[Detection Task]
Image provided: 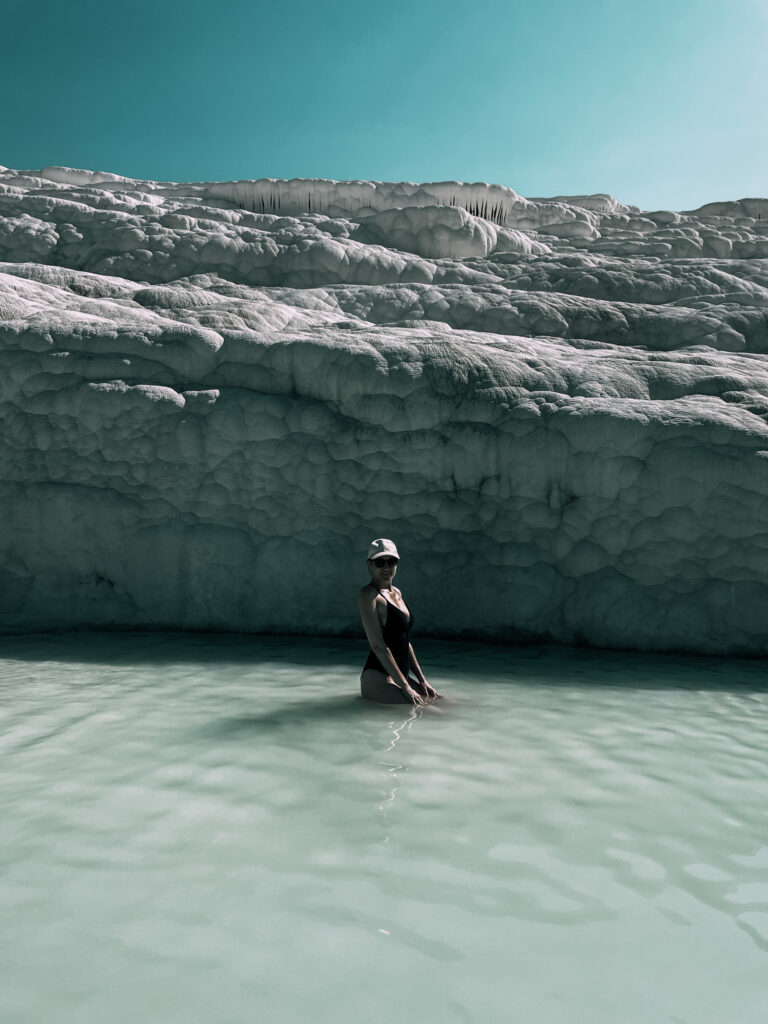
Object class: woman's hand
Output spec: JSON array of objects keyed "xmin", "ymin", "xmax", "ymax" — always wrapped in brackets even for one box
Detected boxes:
[
  {"xmin": 411, "ymin": 678, "xmax": 440, "ymax": 702},
  {"xmin": 404, "ymin": 685, "xmax": 428, "ymax": 706}
]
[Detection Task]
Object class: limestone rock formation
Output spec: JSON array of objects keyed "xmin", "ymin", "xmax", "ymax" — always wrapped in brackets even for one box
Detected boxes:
[{"xmin": 3, "ymin": 165, "xmax": 768, "ymax": 652}]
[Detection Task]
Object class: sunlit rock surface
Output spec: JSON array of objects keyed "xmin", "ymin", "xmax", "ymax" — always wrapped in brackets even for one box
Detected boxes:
[{"xmin": 3, "ymin": 165, "xmax": 768, "ymax": 652}]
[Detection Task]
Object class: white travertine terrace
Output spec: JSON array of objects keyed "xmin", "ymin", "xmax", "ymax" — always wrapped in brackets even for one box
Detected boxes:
[{"xmin": 3, "ymin": 165, "xmax": 768, "ymax": 652}]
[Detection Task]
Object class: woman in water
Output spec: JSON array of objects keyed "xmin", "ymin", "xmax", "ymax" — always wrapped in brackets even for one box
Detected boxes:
[{"xmin": 359, "ymin": 538, "xmax": 440, "ymax": 705}]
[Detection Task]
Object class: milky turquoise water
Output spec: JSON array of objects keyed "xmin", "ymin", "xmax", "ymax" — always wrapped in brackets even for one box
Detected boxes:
[{"xmin": 2, "ymin": 632, "xmax": 768, "ymax": 1024}]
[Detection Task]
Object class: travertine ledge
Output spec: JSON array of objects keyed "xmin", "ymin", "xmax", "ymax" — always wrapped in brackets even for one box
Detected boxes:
[{"xmin": 3, "ymin": 166, "xmax": 768, "ymax": 652}]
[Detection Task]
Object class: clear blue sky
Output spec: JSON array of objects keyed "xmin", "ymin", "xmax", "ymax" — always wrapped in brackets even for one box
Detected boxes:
[{"xmin": 2, "ymin": 0, "xmax": 766, "ymax": 210}]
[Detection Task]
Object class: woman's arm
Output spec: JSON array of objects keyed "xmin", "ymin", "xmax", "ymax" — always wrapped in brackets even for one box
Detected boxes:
[
  {"xmin": 408, "ymin": 643, "xmax": 427, "ymax": 685},
  {"xmin": 359, "ymin": 590, "xmax": 425, "ymax": 704},
  {"xmin": 408, "ymin": 644, "xmax": 441, "ymax": 699}
]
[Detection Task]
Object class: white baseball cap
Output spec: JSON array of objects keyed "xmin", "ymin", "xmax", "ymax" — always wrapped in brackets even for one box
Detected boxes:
[{"xmin": 367, "ymin": 538, "xmax": 400, "ymax": 561}]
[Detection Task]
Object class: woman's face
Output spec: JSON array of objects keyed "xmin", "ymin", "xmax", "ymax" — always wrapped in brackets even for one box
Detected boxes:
[{"xmin": 368, "ymin": 556, "xmax": 399, "ymax": 587}]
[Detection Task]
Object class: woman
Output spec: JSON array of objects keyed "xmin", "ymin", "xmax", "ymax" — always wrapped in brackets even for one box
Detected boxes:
[{"xmin": 359, "ymin": 538, "xmax": 440, "ymax": 705}]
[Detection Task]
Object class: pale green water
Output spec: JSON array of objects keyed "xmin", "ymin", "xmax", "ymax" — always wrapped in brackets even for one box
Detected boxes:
[{"xmin": 2, "ymin": 632, "xmax": 768, "ymax": 1024}]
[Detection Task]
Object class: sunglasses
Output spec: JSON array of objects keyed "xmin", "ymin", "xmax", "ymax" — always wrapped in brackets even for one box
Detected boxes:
[{"xmin": 373, "ymin": 558, "xmax": 399, "ymax": 568}]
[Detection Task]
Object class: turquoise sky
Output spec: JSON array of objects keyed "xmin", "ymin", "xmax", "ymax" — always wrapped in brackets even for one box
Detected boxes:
[{"xmin": 2, "ymin": 0, "xmax": 766, "ymax": 211}]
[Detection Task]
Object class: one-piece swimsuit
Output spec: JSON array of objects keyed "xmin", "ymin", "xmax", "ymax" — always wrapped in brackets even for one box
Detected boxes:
[{"xmin": 363, "ymin": 592, "xmax": 413, "ymax": 679}]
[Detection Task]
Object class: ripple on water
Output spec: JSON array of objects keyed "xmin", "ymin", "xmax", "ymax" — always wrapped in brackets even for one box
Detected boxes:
[{"xmin": 2, "ymin": 633, "xmax": 768, "ymax": 1023}]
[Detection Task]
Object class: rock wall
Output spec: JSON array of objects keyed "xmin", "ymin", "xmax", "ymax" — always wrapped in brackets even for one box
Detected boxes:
[{"xmin": 3, "ymin": 166, "xmax": 768, "ymax": 652}]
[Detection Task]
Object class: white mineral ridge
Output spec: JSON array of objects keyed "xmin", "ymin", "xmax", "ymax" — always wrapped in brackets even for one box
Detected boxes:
[{"xmin": 3, "ymin": 165, "xmax": 768, "ymax": 652}]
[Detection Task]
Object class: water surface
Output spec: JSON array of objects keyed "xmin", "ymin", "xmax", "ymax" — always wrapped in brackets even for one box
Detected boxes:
[{"xmin": 2, "ymin": 632, "xmax": 768, "ymax": 1023}]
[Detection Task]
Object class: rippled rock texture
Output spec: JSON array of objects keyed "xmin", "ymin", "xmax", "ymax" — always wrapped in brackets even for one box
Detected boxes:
[{"xmin": 3, "ymin": 165, "xmax": 768, "ymax": 651}]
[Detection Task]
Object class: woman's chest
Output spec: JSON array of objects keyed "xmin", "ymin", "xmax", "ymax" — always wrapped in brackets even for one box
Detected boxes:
[{"xmin": 379, "ymin": 591, "xmax": 410, "ymax": 623}]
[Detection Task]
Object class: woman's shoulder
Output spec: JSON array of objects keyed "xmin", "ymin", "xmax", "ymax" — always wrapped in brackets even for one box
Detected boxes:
[{"xmin": 358, "ymin": 582, "xmax": 382, "ymax": 602}]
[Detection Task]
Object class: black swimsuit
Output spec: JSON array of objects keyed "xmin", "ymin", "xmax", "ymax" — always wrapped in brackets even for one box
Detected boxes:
[{"xmin": 363, "ymin": 593, "xmax": 413, "ymax": 679}]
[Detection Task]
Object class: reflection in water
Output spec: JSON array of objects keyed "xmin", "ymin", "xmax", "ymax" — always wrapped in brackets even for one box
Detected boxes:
[{"xmin": 377, "ymin": 708, "xmax": 420, "ymax": 842}]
